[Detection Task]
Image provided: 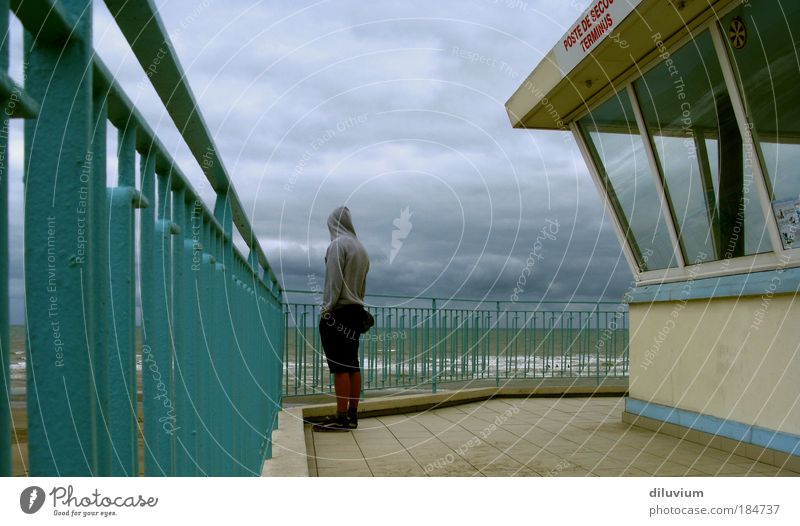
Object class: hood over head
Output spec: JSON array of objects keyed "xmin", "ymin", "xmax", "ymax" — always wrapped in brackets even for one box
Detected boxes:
[{"xmin": 327, "ymin": 206, "xmax": 357, "ymax": 240}]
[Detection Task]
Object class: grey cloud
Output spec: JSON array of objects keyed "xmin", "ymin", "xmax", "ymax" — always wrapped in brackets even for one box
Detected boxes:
[{"xmin": 5, "ymin": 0, "xmax": 635, "ymax": 324}]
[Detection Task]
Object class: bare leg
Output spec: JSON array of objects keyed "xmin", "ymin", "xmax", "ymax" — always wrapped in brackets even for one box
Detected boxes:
[
  {"xmin": 333, "ymin": 372, "xmax": 350, "ymax": 413},
  {"xmin": 348, "ymin": 371, "xmax": 361, "ymax": 411}
]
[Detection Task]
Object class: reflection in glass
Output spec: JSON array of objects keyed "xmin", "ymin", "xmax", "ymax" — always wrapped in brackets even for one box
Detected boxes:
[
  {"xmin": 722, "ymin": 3, "xmax": 800, "ymax": 249},
  {"xmin": 579, "ymin": 92, "xmax": 677, "ymax": 271},
  {"xmin": 634, "ymin": 31, "xmax": 769, "ymax": 263}
]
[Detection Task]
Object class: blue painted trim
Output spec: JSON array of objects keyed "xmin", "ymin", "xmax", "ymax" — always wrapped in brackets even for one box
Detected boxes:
[
  {"xmin": 625, "ymin": 398, "xmax": 800, "ymax": 456},
  {"xmin": 627, "ymin": 267, "xmax": 800, "ymax": 304}
]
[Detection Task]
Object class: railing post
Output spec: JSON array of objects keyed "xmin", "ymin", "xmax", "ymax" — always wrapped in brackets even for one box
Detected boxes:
[
  {"xmin": 229, "ymin": 270, "xmax": 240, "ymax": 474},
  {"xmin": 276, "ymin": 289, "xmax": 284, "ymax": 406},
  {"xmin": 172, "ymin": 187, "xmax": 194, "ymax": 476},
  {"xmin": 234, "ymin": 269, "xmax": 244, "ymax": 474},
  {"xmin": 250, "ymin": 250, "xmax": 272, "ymax": 468},
  {"xmin": 89, "ymin": 88, "xmax": 112, "ymax": 476},
  {"xmin": 431, "ymin": 298, "xmax": 437, "ymax": 394},
  {"xmin": 247, "ymin": 278, "xmax": 257, "ymax": 472},
  {"xmin": 282, "ymin": 301, "xmax": 289, "ymax": 397},
  {"xmin": 139, "ymin": 150, "xmax": 155, "ymax": 473},
  {"xmin": 242, "ymin": 276, "xmax": 255, "ymax": 475},
  {"xmin": 213, "ymin": 190, "xmax": 233, "ymax": 474},
  {"xmin": 23, "ymin": 0, "xmax": 96, "ymax": 476},
  {"xmin": 244, "ymin": 277, "xmax": 255, "ymax": 473},
  {"xmin": 97, "ymin": 0, "xmax": 284, "ymax": 477},
  {"xmin": 211, "ymin": 227, "xmax": 225, "ymax": 475},
  {"xmin": 142, "ymin": 168, "xmax": 177, "ymax": 475},
  {"xmin": 254, "ymin": 279, "xmax": 264, "ymax": 472},
  {"xmin": 240, "ymin": 269, "xmax": 252, "ymax": 471},
  {"xmin": 197, "ymin": 215, "xmax": 216, "ymax": 475},
  {"xmin": 263, "ymin": 283, "xmax": 282, "ymax": 465},
  {"xmin": 495, "ymin": 302, "xmax": 501, "ymax": 387},
  {"xmin": 102, "ymin": 212, "xmax": 127, "ymax": 464},
  {"xmin": 252, "ymin": 282, "xmax": 262, "ymax": 471},
  {"xmin": 359, "ymin": 304, "xmax": 365, "ymax": 400},
  {"xmin": 595, "ymin": 304, "xmax": 601, "ymax": 386},
  {"xmin": 269, "ymin": 289, "xmax": 279, "ymax": 461},
  {"xmin": 237, "ymin": 273, "xmax": 244, "ymax": 472},
  {"xmin": 104, "ymin": 123, "xmax": 142, "ymax": 476},
  {"xmin": 179, "ymin": 195, "xmax": 201, "ymax": 475}
]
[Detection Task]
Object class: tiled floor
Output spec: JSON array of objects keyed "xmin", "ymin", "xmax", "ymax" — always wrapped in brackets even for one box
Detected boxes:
[{"xmin": 306, "ymin": 397, "xmax": 799, "ymax": 477}]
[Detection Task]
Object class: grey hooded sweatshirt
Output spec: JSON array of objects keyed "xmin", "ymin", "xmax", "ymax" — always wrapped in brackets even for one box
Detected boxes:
[{"xmin": 322, "ymin": 206, "xmax": 370, "ymax": 314}]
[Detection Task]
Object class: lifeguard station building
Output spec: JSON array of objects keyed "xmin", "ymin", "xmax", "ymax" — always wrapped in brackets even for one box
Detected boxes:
[{"xmin": 507, "ymin": 0, "xmax": 799, "ymax": 466}]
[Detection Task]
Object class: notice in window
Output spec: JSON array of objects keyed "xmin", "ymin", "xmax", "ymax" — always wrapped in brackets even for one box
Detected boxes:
[{"xmin": 772, "ymin": 196, "xmax": 800, "ymax": 250}]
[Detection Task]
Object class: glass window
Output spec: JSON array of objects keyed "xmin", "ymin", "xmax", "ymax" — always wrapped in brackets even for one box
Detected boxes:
[
  {"xmin": 634, "ymin": 30, "xmax": 770, "ymax": 264},
  {"xmin": 579, "ymin": 92, "xmax": 677, "ymax": 271},
  {"xmin": 722, "ymin": 3, "xmax": 800, "ymax": 250}
]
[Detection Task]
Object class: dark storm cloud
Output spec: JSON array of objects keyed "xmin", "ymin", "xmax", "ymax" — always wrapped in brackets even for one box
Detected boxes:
[
  {"xmin": 4, "ymin": 0, "xmax": 633, "ymax": 323},
  {"xmin": 221, "ymin": 3, "xmax": 634, "ymax": 302}
]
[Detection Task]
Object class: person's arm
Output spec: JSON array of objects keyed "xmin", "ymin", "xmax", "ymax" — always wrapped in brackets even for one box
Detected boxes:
[
  {"xmin": 358, "ymin": 258, "xmax": 369, "ymax": 300},
  {"xmin": 322, "ymin": 240, "xmax": 346, "ymax": 315}
]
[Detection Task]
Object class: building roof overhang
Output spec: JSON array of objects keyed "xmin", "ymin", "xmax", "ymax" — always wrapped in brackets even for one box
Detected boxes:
[{"xmin": 505, "ymin": 0, "xmax": 739, "ymax": 130}]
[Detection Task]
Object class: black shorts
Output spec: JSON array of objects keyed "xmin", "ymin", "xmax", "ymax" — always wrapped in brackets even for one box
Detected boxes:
[{"xmin": 319, "ymin": 304, "xmax": 363, "ymax": 373}]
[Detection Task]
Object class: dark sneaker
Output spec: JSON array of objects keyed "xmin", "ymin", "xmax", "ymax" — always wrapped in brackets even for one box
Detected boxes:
[
  {"xmin": 312, "ymin": 414, "xmax": 350, "ymax": 432},
  {"xmin": 347, "ymin": 409, "xmax": 358, "ymax": 429}
]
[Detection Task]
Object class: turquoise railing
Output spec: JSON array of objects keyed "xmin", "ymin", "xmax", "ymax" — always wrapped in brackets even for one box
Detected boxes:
[
  {"xmin": 283, "ymin": 291, "xmax": 628, "ymax": 397},
  {"xmin": 0, "ymin": 0, "xmax": 283, "ymax": 476}
]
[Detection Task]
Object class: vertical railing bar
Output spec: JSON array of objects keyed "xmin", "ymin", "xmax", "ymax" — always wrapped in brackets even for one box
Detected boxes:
[
  {"xmin": 142, "ymin": 168, "xmax": 175, "ymax": 476},
  {"xmin": 107, "ymin": 122, "xmax": 140, "ymax": 476},
  {"xmin": 183, "ymin": 195, "xmax": 200, "ymax": 475},
  {"xmin": 199, "ymin": 215, "xmax": 215, "ymax": 475},
  {"xmin": 282, "ymin": 305, "xmax": 287, "ymax": 397},
  {"xmin": 89, "ymin": 88, "xmax": 110, "ymax": 476},
  {"xmin": 139, "ymin": 149, "xmax": 155, "ymax": 476},
  {"xmin": 172, "ymin": 186, "xmax": 193, "ymax": 476},
  {"xmin": 23, "ymin": 4, "xmax": 96, "ymax": 475},
  {"xmin": 495, "ymin": 302, "xmax": 500, "ymax": 386}
]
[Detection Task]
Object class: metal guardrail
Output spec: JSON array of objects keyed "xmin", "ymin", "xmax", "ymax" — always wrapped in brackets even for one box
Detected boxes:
[
  {"xmin": 0, "ymin": 0, "xmax": 283, "ymax": 476},
  {"xmin": 283, "ymin": 292, "xmax": 629, "ymax": 397}
]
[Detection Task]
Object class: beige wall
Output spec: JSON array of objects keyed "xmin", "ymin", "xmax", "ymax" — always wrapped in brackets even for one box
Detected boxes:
[{"xmin": 629, "ymin": 293, "xmax": 800, "ymax": 436}]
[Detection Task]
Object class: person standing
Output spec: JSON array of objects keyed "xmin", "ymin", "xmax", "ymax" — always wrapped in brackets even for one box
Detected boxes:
[{"xmin": 315, "ymin": 206, "xmax": 370, "ymax": 431}]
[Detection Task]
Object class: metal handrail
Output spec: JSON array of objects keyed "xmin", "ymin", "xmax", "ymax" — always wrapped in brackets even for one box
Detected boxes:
[
  {"xmin": 104, "ymin": 0, "xmax": 280, "ymax": 290},
  {"xmin": 0, "ymin": 0, "xmax": 284, "ymax": 477},
  {"xmin": 283, "ymin": 295, "xmax": 629, "ymax": 397},
  {"xmin": 283, "ymin": 288, "xmax": 628, "ymax": 307}
]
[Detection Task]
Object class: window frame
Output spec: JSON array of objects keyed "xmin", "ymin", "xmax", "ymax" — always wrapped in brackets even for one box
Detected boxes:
[{"xmin": 568, "ymin": 0, "xmax": 798, "ymax": 286}]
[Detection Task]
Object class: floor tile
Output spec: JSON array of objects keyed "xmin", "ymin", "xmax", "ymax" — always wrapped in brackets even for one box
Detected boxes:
[{"xmin": 308, "ymin": 397, "xmax": 798, "ymax": 478}]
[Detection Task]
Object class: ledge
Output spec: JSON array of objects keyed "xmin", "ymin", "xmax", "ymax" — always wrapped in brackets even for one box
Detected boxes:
[
  {"xmin": 624, "ymin": 397, "xmax": 800, "ymax": 472},
  {"xmin": 263, "ymin": 381, "xmax": 629, "ymax": 476},
  {"xmin": 627, "ymin": 267, "xmax": 800, "ymax": 304},
  {"xmin": 301, "ymin": 381, "xmax": 626, "ymax": 422},
  {"xmin": 260, "ymin": 408, "xmax": 309, "ymax": 477}
]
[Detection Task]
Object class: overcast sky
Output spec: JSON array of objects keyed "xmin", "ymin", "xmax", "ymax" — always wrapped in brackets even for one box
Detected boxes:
[{"xmin": 5, "ymin": 0, "xmax": 633, "ymax": 323}]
